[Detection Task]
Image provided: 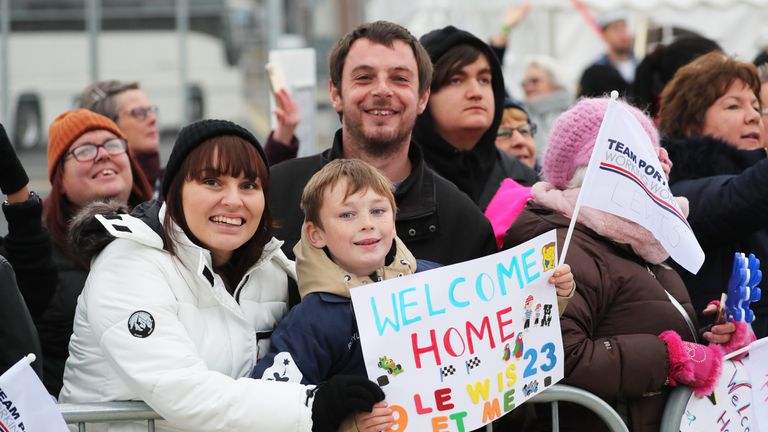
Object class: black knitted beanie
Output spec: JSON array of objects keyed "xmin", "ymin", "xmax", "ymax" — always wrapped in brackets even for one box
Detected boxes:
[{"xmin": 162, "ymin": 119, "xmax": 267, "ymax": 198}]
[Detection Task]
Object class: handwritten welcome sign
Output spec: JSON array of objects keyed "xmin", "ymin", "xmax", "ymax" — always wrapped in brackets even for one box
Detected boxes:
[
  {"xmin": 680, "ymin": 356, "xmax": 757, "ymax": 432},
  {"xmin": 351, "ymin": 230, "xmax": 564, "ymax": 431},
  {"xmin": 748, "ymin": 338, "xmax": 768, "ymax": 431}
]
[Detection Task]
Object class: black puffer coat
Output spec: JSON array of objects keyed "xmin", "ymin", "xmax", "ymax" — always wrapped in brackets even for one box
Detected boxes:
[
  {"xmin": 34, "ymin": 245, "xmax": 87, "ymax": 396},
  {"xmin": 664, "ymin": 135, "xmax": 768, "ymax": 338}
]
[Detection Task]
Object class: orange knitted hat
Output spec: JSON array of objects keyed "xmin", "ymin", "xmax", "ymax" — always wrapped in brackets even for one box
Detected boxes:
[{"xmin": 47, "ymin": 109, "xmax": 125, "ymax": 182}]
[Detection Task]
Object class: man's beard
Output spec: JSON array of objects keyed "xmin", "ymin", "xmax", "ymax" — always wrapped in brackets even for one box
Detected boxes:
[
  {"xmin": 346, "ymin": 114, "xmax": 413, "ymax": 158},
  {"xmin": 357, "ymin": 128, "xmax": 411, "ymax": 158}
]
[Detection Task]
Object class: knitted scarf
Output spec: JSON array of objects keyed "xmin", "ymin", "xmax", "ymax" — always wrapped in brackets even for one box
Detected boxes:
[{"xmin": 532, "ymin": 182, "xmax": 689, "ymax": 264}]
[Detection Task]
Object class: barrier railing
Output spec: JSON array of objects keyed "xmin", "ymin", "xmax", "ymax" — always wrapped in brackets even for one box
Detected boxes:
[
  {"xmin": 529, "ymin": 384, "xmax": 630, "ymax": 432},
  {"xmin": 58, "ymin": 384, "xmax": 632, "ymax": 432},
  {"xmin": 59, "ymin": 401, "xmax": 162, "ymax": 432},
  {"xmin": 659, "ymin": 386, "xmax": 693, "ymax": 432}
]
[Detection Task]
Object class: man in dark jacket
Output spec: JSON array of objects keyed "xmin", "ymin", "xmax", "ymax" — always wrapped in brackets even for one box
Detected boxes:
[
  {"xmin": 269, "ymin": 21, "xmax": 497, "ymax": 265},
  {"xmin": 577, "ymin": 12, "xmax": 637, "ymax": 97},
  {"xmin": 414, "ymin": 26, "xmax": 538, "ymax": 211}
]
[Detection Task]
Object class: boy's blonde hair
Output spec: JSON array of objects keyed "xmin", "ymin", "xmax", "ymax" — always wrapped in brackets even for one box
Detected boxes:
[{"xmin": 301, "ymin": 159, "xmax": 397, "ymax": 229}]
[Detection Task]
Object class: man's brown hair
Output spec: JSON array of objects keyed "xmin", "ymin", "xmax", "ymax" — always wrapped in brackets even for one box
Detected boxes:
[
  {"xmin": 301, "ymin": 159, "xmax": 396, "ymax": 229},
  {"xmin": 659, "ymin": 52, "xmax": 761, "ymax": 139},
  {"xmin": 328, "ymin": 20, "xmax": 433, "ymax": 98}
]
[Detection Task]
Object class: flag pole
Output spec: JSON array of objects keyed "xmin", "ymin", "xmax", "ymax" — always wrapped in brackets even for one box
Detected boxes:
[
  {"xmin": 724, "ymin": 344, "xmax": 751, "ymax": 361},
  {"xmin": 570, "ymin": 0, "xmax": 605, "ymax": 40},
  {"xmin": 723, "ymin": 335, "xmax": 768, "ymax": 361},
  {"xmin": 558, "ymin": 90, "xmax": 619, "ymax": 266}
]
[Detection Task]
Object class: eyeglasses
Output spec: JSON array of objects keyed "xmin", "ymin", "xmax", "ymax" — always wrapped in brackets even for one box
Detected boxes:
[
  {"xmin": 497, "ymin": 124, "xmax": 537, "ymax": 139},
  {"xmin": 121, "ymin": 105, "xmax": 158, "ymax": 121},
  {"xmin": 67, "ymin": 138, "xmax": 128, "ymax": 162}
]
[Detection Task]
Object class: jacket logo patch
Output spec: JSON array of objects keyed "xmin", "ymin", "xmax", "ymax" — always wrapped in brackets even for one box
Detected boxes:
[
  {"xmin": 261, "ymin": 352, "xmax": 303, "ymax": 383},
  {"xmin": 128, "ymin": 310, "xmax": 155, "ymax": 338}
]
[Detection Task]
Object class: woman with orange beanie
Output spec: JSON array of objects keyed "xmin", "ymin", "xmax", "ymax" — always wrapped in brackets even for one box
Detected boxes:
[{"xmin": 34, "ymin": 109, "xmax": 152, "ymax": 396}]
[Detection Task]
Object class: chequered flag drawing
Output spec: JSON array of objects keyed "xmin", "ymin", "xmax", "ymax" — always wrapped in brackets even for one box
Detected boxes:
[
  {"xmin": 465, "ymin": 356, "xmax": 481, "ymax": 374},
  {"xmin": 439, "ymin": 365, "xmax": 456, "ymax": 382}
]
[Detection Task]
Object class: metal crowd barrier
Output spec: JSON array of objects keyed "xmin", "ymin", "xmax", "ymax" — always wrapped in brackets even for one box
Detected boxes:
[
  {"xmin": 659, "ymin": 386, "xmax": 693, "ymax": 432},
  {"xmin": 527, "ymin": 384, "xmax": 630, "ymax": 432},
  {"xmin": 59, "ymin": 401, "xmax": 162, "ymax": 432},
  {"xmin": 59, "ymin": 384, "xmax": 632, "ymax": 432}
]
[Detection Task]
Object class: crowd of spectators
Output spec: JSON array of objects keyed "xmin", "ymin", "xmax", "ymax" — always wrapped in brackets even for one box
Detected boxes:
[{"xmin": 1, "ymin": 7, "xmax": 766, "ymax": 431}]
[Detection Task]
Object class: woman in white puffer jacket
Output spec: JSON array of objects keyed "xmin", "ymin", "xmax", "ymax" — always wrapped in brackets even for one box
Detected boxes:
[{"xmin": 60, "ymin": 119, "xmax": 383, "ymax": 432}]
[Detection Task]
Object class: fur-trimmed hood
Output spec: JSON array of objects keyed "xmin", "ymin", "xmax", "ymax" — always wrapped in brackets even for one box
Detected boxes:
[
  {"xmin": 68, "ymin": 199, "xmax": 163, "ymax": 264},
  {"xmin": 663, "ymin": 135, "xmax": 767, "ymax": 183}
]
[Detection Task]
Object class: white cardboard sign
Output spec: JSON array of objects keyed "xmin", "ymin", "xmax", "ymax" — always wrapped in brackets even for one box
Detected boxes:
[{"xmin": 351, "ymin": 230, "xmax": 565, "ymax": 431}]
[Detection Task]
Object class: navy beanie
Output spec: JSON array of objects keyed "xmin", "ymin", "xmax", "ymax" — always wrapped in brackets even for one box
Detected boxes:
[
  {"xmin": 503, "ymin": 97, "xmax": 531, "ymax": 119},
  {"xmin": 162, "ymin": 119, "xmax": 267, "ymax": 198}
]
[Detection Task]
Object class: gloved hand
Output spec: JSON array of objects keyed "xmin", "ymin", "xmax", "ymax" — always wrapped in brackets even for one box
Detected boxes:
[
  {"xmin": 311, "ymin": 375, "xmax": 385, "ymax": 432},
  {"xmin": 717, "ymin": 321, "xmax": 756, "ymax": 361},
  {"xmin": 659, "ymin": 330, "xmax": 723, "ymax": 397},
  {"xmin": 0, "ymin": 124, "xmax": 29, "ymax": 195}
]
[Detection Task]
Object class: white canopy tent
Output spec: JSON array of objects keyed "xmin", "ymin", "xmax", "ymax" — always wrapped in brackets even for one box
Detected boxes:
[{"xmin": 365, "ymin": 0, "xmax": 768, "ymax": 100}]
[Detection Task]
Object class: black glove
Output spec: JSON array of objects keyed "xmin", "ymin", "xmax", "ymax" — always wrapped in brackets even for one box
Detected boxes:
[
  {"xmin": 0, "ymin": 124, "xmax": 29, "ymax": 195},
  {"xmin": 311, "ymin": 375, "xmax": 385, "ymax": 432}
]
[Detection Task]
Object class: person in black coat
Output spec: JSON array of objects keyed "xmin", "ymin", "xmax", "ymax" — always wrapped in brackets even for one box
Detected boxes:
[
  {"xmin": 0, "ymin": 124, "xmax": 57, "ymax": 320},
  {"xmin": 659, "ymin": 52, "xmax": 767, "ymax": 337},
  {"xmin": 0, "ymin": 124, "xmax": 45, "ymax": 378},
  {"xmin": 628, "ymin": 35, "xmax": 721, "ymax": 119},
  {"xmin": 0, "ymin": 256, "xmax": 43, "ymax": 378},
  {"xmin": 413, "ymin": 26, "xmax": 538, "ymax": 211}
]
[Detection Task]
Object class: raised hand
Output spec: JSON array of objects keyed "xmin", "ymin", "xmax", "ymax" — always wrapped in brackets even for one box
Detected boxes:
[
  {"xmin": 502, "ymin": 1, "xmax": 533, "ymax": 30},
  {"xmin": 272, "ymin": 89, "xmax": 300, "ymax": 145},
  {"xmin": 0, "ymin": 124, "xmax": 30, "ymax": 198}
]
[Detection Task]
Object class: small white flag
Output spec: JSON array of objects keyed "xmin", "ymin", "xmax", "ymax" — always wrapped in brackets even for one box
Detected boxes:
[
  {"xmin": 746, "ymin": 337, "xmax": 768, "ymax": 431},
  {"xmin": 576, "ymin": 97, "xmax": 705, "ymax": 273},
  {"xmin": 0, "ymin": 355, "xmax": 68, "ymax": 432}
]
